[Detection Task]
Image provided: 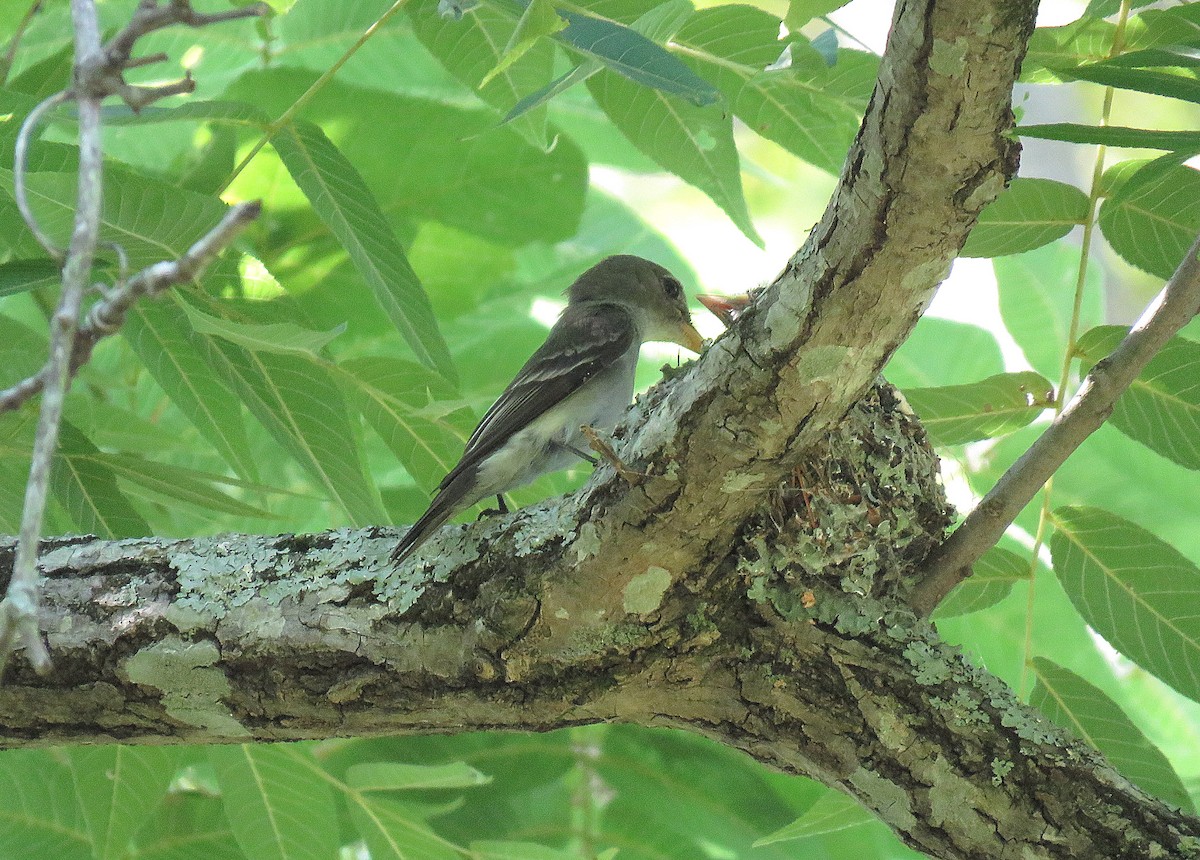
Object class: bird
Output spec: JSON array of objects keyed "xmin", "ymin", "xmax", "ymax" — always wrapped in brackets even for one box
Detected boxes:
[{"xmin": 391, "ymin": 254, "xmax": 704, "ymax": 564}]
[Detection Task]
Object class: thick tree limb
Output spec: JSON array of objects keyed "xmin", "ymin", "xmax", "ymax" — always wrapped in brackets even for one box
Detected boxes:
[
  {"xmin": 912, "ymin": 233, "xmax": 1200, "ymax": 616},
  {"xmin": 2, "ymin": 389, "xmax": 1196, "ymax": 856}
]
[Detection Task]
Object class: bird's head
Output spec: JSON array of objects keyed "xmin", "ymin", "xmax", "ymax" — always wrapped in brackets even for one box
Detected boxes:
[{"xmin": 567, "ymin": 255, "xmax": 704, "ymax": 353}]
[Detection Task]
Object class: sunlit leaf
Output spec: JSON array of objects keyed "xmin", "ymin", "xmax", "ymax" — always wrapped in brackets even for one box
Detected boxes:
[
  {"xmin": 66, "ymin": 746, "xmax": 179, "ymax": 860},
  {"xmin": 962, "ymin": 178, "xmax": 1089, "ymax": 257},
  {"xmin": 272, "ymin": 120, "xmax": 456, "ymax": 381},
  {"xmin": 178, "ymin": 299, "xmax": 345, "ymax": 359},
  {"xmin": 674, "ymin": 5, "xmax": 874, "ymax": 176},
  {"xmin": 1051, "ymin": 506, "xmax": 1200, "ymax": 704},
  {"xmin": 348, "ymin": 761, "xmax": 492, "ymax": 791},
  {"xmin": 901, "ymin": 371, "xmax": 1054, "ymax": 446},
  {"xmin": 0, "ymin": 750, "xmax": 91, "ymax": 860},
  {"xmin": 480, "ymin": 0, "xmax": 567, "ymax": 88},
  {"xmin": 53, "ymin": 421, "xmax": 151, "ymax": 539},
  {"xmin": 754, "ymin": 789, "xmax": 875, "ymax": 846},
  {"xmin": 125, "ymin": 304, "xmax": 260, "ymax": 482},
  {"xmin": 588, "ymin": 69, "xmax": 760, "ymax": 244},
  {"xmin": 1075, "ymin": 327, "xmax": 1200, "ymax": 471},
  {"xmin": 885, "ymin": 318, "xmax": 1004, "ymax": 389},
  {"xmin": 1098, "ymin": 161, "xmax": 1200, "ymax": 279}
]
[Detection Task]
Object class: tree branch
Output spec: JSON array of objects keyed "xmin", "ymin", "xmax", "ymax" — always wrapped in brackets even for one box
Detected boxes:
[
  {"xmin": 0, "ymin": 200, "xmax": 263, "ymax": 414},
  {"xmin": 911, "ymin": 233, "xmax": 1200, "ymax": 616}
]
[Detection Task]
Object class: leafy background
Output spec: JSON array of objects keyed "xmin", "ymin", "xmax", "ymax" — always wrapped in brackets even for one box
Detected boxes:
[{"xmin": 1, "ymin": 0, "xmax": 1200, "ymax": 857}]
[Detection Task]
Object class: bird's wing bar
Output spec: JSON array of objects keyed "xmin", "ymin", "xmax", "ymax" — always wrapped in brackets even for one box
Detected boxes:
[{"xmin": 439, "ymin": 304, "xmax": 634, "ymax": 489}]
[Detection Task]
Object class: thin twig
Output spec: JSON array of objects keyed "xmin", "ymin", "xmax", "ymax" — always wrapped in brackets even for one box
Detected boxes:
[
  {"xmin": 0, "ymin": 201, "xmax": 262, "ymax": 414},
  {"xmin": 0, "ymin": 0, "xmax": 107, "ymax": 678},
  {"xmin": 911, "ymin": 233, "xmax": 1200, "ymax": 617},
  {"xmin": 0, "ymin": 1, "xmax": 44, "ymax": 87},
  {"xmin": 14, "ymin": 90, "xmax": 72, "ymax": 261}
]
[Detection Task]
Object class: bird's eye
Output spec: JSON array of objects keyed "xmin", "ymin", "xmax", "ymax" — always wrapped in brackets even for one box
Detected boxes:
[{"xmin": 663, "ymin": 277, "xmax": 682, "ymax": 300}]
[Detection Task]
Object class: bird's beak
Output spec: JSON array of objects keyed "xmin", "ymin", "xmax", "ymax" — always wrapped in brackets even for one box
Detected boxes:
[
  {"xmin": 698, "ymin": 294, "xmax": 752, "ymax": 327},
  {"xmin": 676, "ymin": 321, "xmax": 705, "ymax": 353}
]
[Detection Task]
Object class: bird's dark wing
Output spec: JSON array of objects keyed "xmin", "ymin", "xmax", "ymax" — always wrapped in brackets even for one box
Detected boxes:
[{"xmin": 441, "ymin": 302, "xmax": 635, "ymax": 489}]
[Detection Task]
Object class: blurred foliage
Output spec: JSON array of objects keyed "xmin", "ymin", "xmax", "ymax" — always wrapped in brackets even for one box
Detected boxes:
[{"xmin": 1, "ymin": 0, "xmax": 1200, "ymax": 857}]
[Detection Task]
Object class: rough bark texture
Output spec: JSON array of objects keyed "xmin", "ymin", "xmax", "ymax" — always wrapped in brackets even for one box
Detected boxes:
[{"xmin": 7, "ymin": 0, "xmax": 1199, "ymax": 857}]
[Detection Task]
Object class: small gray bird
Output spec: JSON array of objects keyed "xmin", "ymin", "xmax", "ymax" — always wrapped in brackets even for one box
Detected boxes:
[{"xmin": 391, "ymin": 254, "xmax": 703, "ymax": 564}]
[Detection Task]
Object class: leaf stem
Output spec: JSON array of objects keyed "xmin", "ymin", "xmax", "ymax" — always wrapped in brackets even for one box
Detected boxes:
[{"xmin": 1017, "ymin": 0, "xmax": 1131, "ymax": 698}]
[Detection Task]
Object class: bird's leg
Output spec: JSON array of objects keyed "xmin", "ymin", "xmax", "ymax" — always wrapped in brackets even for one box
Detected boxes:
[
  {"xmin": 579, "ymin": 425, "xmax": 647, "ymax": 486},
  {"xmin": 476, "ymin": 494, "xmax": 510, "ymax": 520},
  {"xmin": 551, "ymin": 440, "xmax": 599, "ymax": 465}
]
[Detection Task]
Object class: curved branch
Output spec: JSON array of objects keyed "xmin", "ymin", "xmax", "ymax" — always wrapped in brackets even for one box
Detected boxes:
[{"xmin": 912, "ymin": 233, "xmax": 1200, "ymax": 615}]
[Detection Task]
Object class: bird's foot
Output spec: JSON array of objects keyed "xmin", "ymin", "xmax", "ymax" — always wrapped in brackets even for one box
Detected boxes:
[
  {"xmin": 476, "ymin": 494, "xmax": 510, "ymax": 520},
  {"xmin": 580, "ymin": 425, "xmax": 647, "ymax": 486}
]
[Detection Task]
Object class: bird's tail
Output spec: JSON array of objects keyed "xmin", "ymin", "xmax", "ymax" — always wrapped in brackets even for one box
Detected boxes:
[
  {"xmin": 390, "ymin": 468, "xmax": 479, "ymax": 564},
  {"xmin": 390, "ymin": 499, "xmax": 456, "ymax": 564}
]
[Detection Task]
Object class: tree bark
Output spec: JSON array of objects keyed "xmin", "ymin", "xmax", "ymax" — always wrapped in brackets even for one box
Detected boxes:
[{"xmin": 8, "ymin": 0, "xmax": 1198, "ymax": 857}]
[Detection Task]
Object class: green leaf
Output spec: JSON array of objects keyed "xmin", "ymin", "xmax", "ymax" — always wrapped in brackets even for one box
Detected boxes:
[
  {"xmin": 125, "ymin": 304, "xmax": 260, "ymax": 482},
  {"xmin": 753, "ymin": 789, "xmax": 875, "ymax": 847},
  {"xmin": 209, "ymin": 746, "xmax": 339, "ymax": 860},
  {"xmin": 336, "ymin": 357, "xmax": 472, "ymax": 495},
  {"xmin": 588, "ymin": 69, "xmax": 760, "ymax": 244},
  {"xmin": 271, "ymin": 121, "xmax": 456, "ymax": 381},
  {"xmin": 1058, "ymin": 62, "xmax": 1200, "ymax": 104},
  {"xmin": 0, "ymin": 166, "xmax": 230, "ymax": 270},
  {"xmin": 885, "ymin": 320, "xmax": 1004, "ymax": 389},
  {"xmin": 1022, "ymin": 19, "xmax": 1115, "ymax": 83},
  {"xmin": 480, "ymin": 0, "xmax": 567, "ymax": 88},
  {"xmin": 994, "ymin": 241, "xmax": 1103, "ymax": 380},
  {"xmin": 935, "ymin": 546, "xmax": 1031, "ymax": 618},
  {"xmin": 901, "ymin": 371, "xmax": 1055, "ymax": 446},
  {"xmin": 502, "ymin": 59, "xmax": 601, "ymax": 125},
  {"xmin": 177, "ymin": 299, "xmax": 345, "ymax": 359},
  {"xmin": 132, "ymin": 793, "xmax": 244, "ymax": 860},
  {"xmin": 557, "ymin": 9, "xmax": 719, "ymax": 106},
  {"xmin": 346, "ymin": 794, "xmax": 460, "ymax": 860},
  {"xmin": 95, "ymin": 454, "xmax": 277, "ymax": 520},
  {"xmin": 471, "ymin": 841, "xmax": 577, "ymax": 860},
  {"xmin": 1050, "ymin": 506, "xmax": 1200, "ymax": 703},
  {"xmin": 348, "ymin": 761, "xmax": 492, "ymax": 791},
  {"xmin": 1029, "ymin": 657, "xmax": 1195, "ymax": 812},
  {"xmin": 785, "ymin": 0, "xmax": 851, "ymax": 30},
  {"xmin": 1094, "ymin": 45, "xmax": 1200, "ymax": 69},
  {"xmin": 1098, "ymin": 161, "xmax": 1200, "ymax": 279},
  {"xmin": 53, "ymin": 421, "xmax": 151, "ymax": 539},
  {"xmin": 674, "ymin": 6, "xmax": 873, "ymax": 176},
  {"xmin": 0, "ymin": 749, "xmax": 91, "ymax": 860},
  {"xmin": 962, "ymin": 178, "xmax": 1089, "ymax": 257},
  {"xmin": 0, "ymin": 258, "xmax": 61, "ymax": 296},
  {"xmin": 223, "ymin": 70, "xmax": 590, "ymax": 247},
  {"xmin": 408, "ymin": 0, "xmax": 554, "ymax": 147},
  {"xmin": 1075, "ymin": 326, "xmax": 1200, "ymax": 470},
  {"xmin": 1018, "ymin": 123, "xmax": 1200, "ymax": 151},
  {"xmin": 184, "ymin": 299, "xmax": 387, "ymax": 526},
  {"xmin": 66, "ymin": 746, "xmax": 178, "ymax": 860}
]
